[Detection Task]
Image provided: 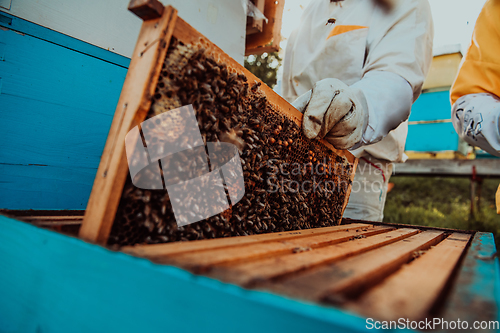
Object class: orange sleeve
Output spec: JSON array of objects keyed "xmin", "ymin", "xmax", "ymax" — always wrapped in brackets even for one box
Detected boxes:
[
  {"xmin": 450, "ymin": 0, "xmax": 500, "ymax": 105},
  {"xmin": 497, "ymin": 184, "xmax": 500, "ymax": 214}
]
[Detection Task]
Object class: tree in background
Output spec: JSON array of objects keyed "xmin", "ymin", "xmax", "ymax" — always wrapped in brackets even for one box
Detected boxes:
[{"xmin": 244, "ymin": 52, "xmax": 282, "ymax": 88}]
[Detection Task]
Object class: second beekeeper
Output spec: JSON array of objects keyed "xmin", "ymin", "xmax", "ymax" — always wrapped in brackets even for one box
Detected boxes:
[{"xmin": 281, "ymin": 0, "xmax": 434, "ymax": 221}]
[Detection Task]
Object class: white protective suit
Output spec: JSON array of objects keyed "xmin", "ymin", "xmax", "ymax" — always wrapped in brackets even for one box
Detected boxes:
[{"xmin": 282, "ymin": 0, "xmax": 433, "ymax": 221}]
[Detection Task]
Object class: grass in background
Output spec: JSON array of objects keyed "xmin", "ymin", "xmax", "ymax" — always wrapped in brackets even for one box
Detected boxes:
[{"xmin": 384, "ymin": 177, "xmax": 500, "ymax": 245}]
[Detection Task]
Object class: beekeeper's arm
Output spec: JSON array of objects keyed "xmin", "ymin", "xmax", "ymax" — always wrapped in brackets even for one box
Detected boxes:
[
  {"xmin": 294, "ymin": 0, "xmax": 433, "ymax": 149},
  {"xmin": 450, "ymin": 0, "xmax": 500, "ymax": 158}
]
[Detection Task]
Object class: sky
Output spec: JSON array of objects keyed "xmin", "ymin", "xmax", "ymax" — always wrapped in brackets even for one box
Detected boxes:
[{"xmin": 279, "ymin": 0, "xmax": 487, "ymax": 56}]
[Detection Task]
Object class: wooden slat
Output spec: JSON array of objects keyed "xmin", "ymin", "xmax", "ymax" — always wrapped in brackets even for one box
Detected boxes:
[
  {"xmin": 32, "ymin": 221, "xmax": 82, "ymax": 226},
  {"xmin": 79, "ymin": 7, "xmax": 178, "ymax": 245},
  {"xmin": 21, "ymin": 216, "xmax": 83, "ymax": 221},
  {"xmin": 152, "ymin": 226, "xmax": 393, "ymax": 272},
  {"xmin": 344, "ymin": 233, "xmax": 471, "ymax": 321},
  {"xmin": 264, "ymin": 230, "xmax": 445, "ymax": 302},
  {"xmin": 123, "ymin": 223, "xmax": 372, "ymax": 257},
  {"xmin": 209, "ymin": 228, "xmax": 419, "ymax": 286}
]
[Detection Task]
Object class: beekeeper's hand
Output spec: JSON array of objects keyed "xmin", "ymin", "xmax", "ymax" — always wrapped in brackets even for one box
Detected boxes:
[
  {"xmin": 292, "ymin": 78, "xmax": 368, "ymax": 150},
  {"xmin": 452, "ymin": 93, "xmax": 500, "ymax": 157}
]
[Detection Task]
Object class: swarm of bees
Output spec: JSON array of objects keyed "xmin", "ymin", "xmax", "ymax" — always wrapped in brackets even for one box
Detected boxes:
[{"xmin": 108, "ymin": 38, "xmax": 353, "ymax": 246}]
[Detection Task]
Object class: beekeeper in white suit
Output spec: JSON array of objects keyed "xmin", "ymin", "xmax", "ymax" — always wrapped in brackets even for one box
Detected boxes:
[{"xmin": 282, "ymin": 0, "xmax": 433, "ymax": 221}]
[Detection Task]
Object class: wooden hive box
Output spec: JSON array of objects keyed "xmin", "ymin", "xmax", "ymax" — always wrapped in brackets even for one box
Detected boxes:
[
  {"xmin": 121, "ymin": 219, "xmax": 500, "ymax": 329},
  {"xmin": 2, "ymin": 213, "xmax": 499, "ymax": 332}
]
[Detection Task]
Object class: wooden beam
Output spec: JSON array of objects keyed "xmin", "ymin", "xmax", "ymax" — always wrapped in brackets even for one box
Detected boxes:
[
  {"xmin": 344, "ymin": 233, "xmax": 471, "ymax": 321},
  {"xmin": 122, "ymin": 223, "xmax": 372, "ymax": 257},
  {"xmin": 393, "ymin": 158, "xmax": 500, "ymax": 178},
  {"xmin": 209, "ymin": 228, "xmax": 419, "ymax": 286},
  {"xmin": 152, "ymin": 226, "xmax": 393, "ymax": 272}
]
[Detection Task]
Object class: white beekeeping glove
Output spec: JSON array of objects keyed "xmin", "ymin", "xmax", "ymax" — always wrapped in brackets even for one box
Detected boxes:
[
  {"xmin": 292, "ymin": 78, "xmax": 368, "ymax": 150},
  {"xmin": 452, "ymin": 93, "xmax": 500, "ymax": 157}
]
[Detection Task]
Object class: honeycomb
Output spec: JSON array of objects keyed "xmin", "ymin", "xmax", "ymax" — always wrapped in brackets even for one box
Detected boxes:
[{"xmin": 108, "ymin": 37, "xmax": 353, "ymax": 246}]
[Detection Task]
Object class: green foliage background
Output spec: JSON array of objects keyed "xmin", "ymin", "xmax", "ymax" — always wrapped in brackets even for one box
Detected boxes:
[
  {"xmin": 244, "ymin": 52, "xmax": 282, "ymax": 88},
  {"xmin": 384, "ymin": 176, "xmax": 500, "ymax": 245}
]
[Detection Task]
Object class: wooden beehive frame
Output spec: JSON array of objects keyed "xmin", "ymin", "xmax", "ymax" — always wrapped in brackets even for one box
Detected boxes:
[{"xmin": 79, "ymin": 2, "xmax": 357, "ymax": 245}]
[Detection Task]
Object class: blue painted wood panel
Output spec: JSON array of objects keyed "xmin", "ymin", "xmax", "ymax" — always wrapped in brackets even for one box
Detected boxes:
[
  {"xmin": 406, "ymin": 122, "xmax": 459, "ymax": 152},
  {"xmin": 0, "ymin": 12, "xmax": 130, "ymax": 68},
  {"xmin": 406, "ymin": 90, "xmax": 462, "ymax": 153},
  {"xmin": 410, "ymin": 90, "xmax": 452, "ymax": 122},
  {"xmin": 0, "ymin": 164, "xmax": 95, "ymax": 209},
  {"xmin": 0, "ymin": 215, "xmax": 371, "ymax": 333},
  {"xmin": 0, "ymin": 19, "xmax": 127, "ymax": 209}
]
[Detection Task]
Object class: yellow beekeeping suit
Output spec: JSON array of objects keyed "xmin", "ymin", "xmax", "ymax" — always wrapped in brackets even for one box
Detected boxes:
[{"xmin": 451, "ymin": 0, "xmax": 500, "ymax": 105}]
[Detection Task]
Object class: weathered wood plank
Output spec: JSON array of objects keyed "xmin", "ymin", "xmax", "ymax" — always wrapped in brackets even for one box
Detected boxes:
[
  {"xmin": 265, "ymin": 230, "xmax": 445, "ymax": 302},
  {"xmin": 153, "ymin": 226, "xmax": 393, "ymax": 272},
  {"xmin": 14, "ymin": 215, "xmax": 83, "ymax": 226},
  {"xmin": 344, "ymin": 233, "xmax": 471, "ymax": 321},
  {"xmin": 209, "ymin": 228, "xmax": 419, "ymax": 286},
  {"xmin": 79, "ymin": 7, "xmax": 178, "ymax": 245},
  {"xmin": 123, "ymin": 223, "xmax": 372, "ymax": 257}
]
